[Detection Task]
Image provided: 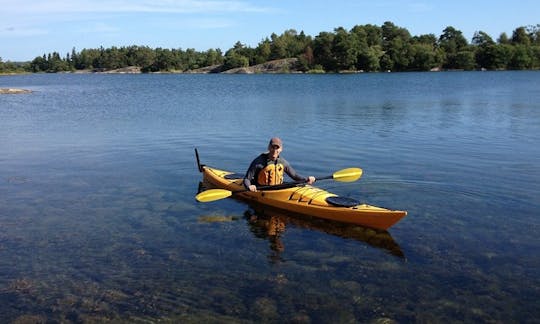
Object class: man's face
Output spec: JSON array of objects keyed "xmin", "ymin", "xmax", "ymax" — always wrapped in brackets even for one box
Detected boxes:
[{"xmin": 268, "ymin": 143, "xmax": 282, "ymax": 160}]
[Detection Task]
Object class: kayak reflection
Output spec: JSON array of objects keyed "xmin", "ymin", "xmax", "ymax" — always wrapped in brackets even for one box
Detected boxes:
[
  {"xmin": 197, "ymin": 181, "xmax": 404, "ymax": 259},
  {"xmin": 243, "ymin": 203, "xmax": 405, "ymax": 260}
]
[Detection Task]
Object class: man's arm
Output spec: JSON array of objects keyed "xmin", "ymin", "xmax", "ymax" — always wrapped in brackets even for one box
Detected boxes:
[
  {"xmin": 283, "ymin": 158, "xmax": 315, "ymax": 184},
  {"xmin": 243, "ymin": 155, "xmax": 263, "ymax": 190}
]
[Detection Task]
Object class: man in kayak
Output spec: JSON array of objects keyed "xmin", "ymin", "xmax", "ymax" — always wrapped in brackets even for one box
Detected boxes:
[{"xmin": 244, "ymin": 137, "xmax": 316, "ymax": 192}]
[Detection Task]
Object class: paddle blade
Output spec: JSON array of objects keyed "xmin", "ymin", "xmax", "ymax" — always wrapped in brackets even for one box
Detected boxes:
[
  {"xmin": 196, "ymin": 189, "xmax": 233, "ymax": 202},
  {"xmin": 332, "ymin": 168, "xmax": 363, "ymax": 182}
]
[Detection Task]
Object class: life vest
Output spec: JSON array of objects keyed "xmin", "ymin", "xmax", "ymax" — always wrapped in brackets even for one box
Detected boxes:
[{"xmin": 257, "ymin": 161, "xmax": 285, "ymax": 186}]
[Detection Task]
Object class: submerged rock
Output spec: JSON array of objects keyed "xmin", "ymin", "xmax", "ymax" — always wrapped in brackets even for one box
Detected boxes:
[
  {"xmin": 198, "ymin": 215, "xmax": 238, "ymax": 223},
  {"xmin": 0, "ymin": 88, "xmax": 32, "ymax": 94}
]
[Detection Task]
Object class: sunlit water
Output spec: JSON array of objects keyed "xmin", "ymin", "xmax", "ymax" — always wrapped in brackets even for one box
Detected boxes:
[{"xmin": 1, "ymin": 72, "xmax": 539, "ymax": 322}]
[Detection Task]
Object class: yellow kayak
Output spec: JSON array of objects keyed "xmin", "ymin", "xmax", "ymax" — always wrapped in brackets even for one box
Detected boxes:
[{"xmin": 198, "ymin": 165, "xmax": 407, "ymax": 230}]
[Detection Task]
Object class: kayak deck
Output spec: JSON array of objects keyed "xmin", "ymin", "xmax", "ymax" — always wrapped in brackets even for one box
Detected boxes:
[{"xmin": 200, "ymin": 166, "xmax": 407, "ymax": 230}]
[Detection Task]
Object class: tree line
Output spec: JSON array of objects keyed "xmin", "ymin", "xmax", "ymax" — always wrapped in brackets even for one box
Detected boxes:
[{"xmin": 2, "ymin": 21, "xmax": 540, "ymax": 73}]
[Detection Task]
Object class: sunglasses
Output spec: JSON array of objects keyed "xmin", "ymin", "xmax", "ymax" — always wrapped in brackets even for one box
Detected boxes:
[{"xmin": 270, "ymin": 144, "xmax": 281, "ymax": 149}]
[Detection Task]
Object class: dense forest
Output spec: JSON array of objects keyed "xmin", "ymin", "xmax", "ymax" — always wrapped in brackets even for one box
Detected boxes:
[{"xmin": 1, "ymin": 21, "xmax": 540, "ymax": 73}]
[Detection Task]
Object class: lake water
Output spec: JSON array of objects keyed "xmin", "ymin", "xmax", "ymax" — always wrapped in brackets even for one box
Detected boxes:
[{"xmin": 1, "ymin": 72, "xmax": 539, "ymax": 322}]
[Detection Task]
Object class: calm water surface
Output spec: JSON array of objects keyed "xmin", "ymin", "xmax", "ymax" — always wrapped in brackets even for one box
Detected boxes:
[{"xmin": 1, "ymin": 72, "xmax": 539, "ymax": 322}]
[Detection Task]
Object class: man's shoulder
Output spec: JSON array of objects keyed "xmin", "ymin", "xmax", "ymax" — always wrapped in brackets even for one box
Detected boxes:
[
  {"xmin": 277, "ymin": 156, "xmax": 290, "ymax": 165},
  {"xmin": 250, "ymin": 153, "xmax": 268, "ymax": 165},
  {"xmin": 255, "ymin": 153, "xmax": 268, "ymax": 161}
]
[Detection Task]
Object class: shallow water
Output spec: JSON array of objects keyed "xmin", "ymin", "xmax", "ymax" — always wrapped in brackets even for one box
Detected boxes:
[{"xmin": 1, "ymin": 72, "xmax": 539, "ymax": 322}]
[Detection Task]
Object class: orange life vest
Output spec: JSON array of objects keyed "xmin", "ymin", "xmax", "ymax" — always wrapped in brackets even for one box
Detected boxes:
[{"xmin": 257, "ymin": 161, "xmax": 285, "ymax": 186}]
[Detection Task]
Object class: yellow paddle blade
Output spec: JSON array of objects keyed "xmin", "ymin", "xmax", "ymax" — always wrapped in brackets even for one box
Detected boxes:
[
  {"xmin": 196, "ymin": 189, "xmax": 233, "ymax": 202},
  {"xmin": 332, "ymin": 168, "xmax": 363, "ymax": 182}
]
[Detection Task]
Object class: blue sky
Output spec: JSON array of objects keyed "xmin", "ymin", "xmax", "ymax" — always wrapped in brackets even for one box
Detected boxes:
[{"xmin": 1, "ymin": 0, "xmax": 539, "ymax": 61}]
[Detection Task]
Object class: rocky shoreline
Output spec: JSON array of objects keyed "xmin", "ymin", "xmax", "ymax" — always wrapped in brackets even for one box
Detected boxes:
[
  {"xmin": 69, "ymin": 58, "xmax": 302, "ymax": 74},
  {"xmin": 0, "ymin": 60, "xmax": 299, "ymax": 94}
]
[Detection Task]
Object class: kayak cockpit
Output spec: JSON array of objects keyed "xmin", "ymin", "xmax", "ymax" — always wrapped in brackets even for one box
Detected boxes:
[{"xmin": 325, "ymin": 196, "xmax": 361, "ymax": 207}]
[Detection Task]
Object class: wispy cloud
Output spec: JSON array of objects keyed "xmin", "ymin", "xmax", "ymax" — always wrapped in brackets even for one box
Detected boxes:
[
  {"xmin": 1, "ymin": 0, "xmax": 272, "ymax": 15},
  {"xmin": 161, "ymin": 17, "xmax": 235, "ymax": 30},
  {"xmin": 407, "ymin": 2, "xmax": 433, "ymax": 13},
  {"xmin": 80, "ymin": 22, "xmax": 120, "ymax": 34},
  {"xmin": 372, "ymin": 1, "xmax": 433, "ymax": 14},
  {"xmin": 0, "ymin": 24, "xmax": 48, "ymax": 37},
  {"xmin": 0, "ymin": 0, "xmax": 271, "ymax": 38}
]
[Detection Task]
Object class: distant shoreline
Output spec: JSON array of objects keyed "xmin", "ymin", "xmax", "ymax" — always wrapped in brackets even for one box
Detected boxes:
[{"xmin": 2, "ymin": 61, "xmax": 538, "ymax": 78}]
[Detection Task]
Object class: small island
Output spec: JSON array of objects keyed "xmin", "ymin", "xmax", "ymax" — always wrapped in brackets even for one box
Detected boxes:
[{"xmin": 0, "ymin": 88, "xmax": 33, "ymax": 94}]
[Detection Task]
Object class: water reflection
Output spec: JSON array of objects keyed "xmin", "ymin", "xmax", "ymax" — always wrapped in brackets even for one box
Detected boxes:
[
  {"xmin": 243, "ymin": 204, "xmax": 405, "ymax": 261},
  {"xmin": 197, "ymin": 181, "xmax": 404, "ymax": 259}
]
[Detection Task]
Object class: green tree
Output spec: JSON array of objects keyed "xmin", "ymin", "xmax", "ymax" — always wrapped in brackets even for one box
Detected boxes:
[
  {"xmin": 439, "ymin": 26, "xmax": 470, "ymax": 69},
  {"xmin": 411, "ymin": 33, "xmax": 443, "ymax": 70},
  {"xmin": 69, "ymin": 48, "xmax": 78, "ymax": 69},
  {"xmin": 202, "ymin": 48, "xmax": 224, "ymax": 67},
  {"xmin": 313, "ymin": 31, "xmax": 337, "ymax": 71},
  {"xmin": 498, "ymin": 32, "xmax": 510, "ymax": 44},
  {"xmin": 255, "ymin": 38, "xmax": 272, "ymax": 64},
  {"xmin": 356, "ymin": 46, "xmax": 383, "ymax": 71},
  {"xmin": 531, "ymin": 45, "xmax": 540, "ymax": 67},
  {"xmin": 527, "ymin": 24, "xmax": 540, "ymax": 45},
  {"xmin": 223, "ymin": 52, "xmax": 249, "ymax": 70},
  {"xmin": 476, "ymin": 44, "xmax": 511, "ymax": 70},
  {"xmin": 297, "ymin": 45, "xmax": 314, "ymax": 72},
  {"xmin": 267, "ymin": 29, "xmax": 310, "ymax": 61},
  {"xmin": 332, "ymin": 27, "xmax": 359, "ymax": 70},
  {"xmin": 413, "ymin": 34, "xmax": 438, "ymax": 47},
  {"xmin": 269, "ymin": 33, "xmax": 287, "ymax": 59},
  {"xmin": 454, "ymin": 51, "xmax": 476, "ymax": 70},
  {"xmin": 364, "ymin": 24, "xmax": 383, "ymax": 47},
  {"xmin": 151, "ymin": 48, "xmax": 176, "ymax": 71},
  {"xmin": 381, "ymin": 37, "xmax": 412, "ymax": 71},
  {"xmin": 512, "ymin": 27, "xmax": 531, "ymax": 46},
  {"xmin": 472, "ymin": 31, "xmax": 495, "ymax": 46},
  {"xmin": 473, "ymin": 31, "xmax": 496, "ymax": 69},
  {"xmin": 380, "ymin": 21, "xmax": 412, "ymax": 71},
  {"xmin": 30, "ymin": 55, "xmax": 47, "ymax": 72},
  {"xmin": 283, "ymin": 29, "xmax": 308, "ymax": 58},
  {"xmin": 133, "ymin": 46, "xmax": 155, "ymax": 69},
  {"xmin": 223, "ymin": 43, "xmax": 250, "ymax": 70},
  {"xmin": 78, "ymin": 49, "xmax": 98, "ymax": 69},
  {"xmin": 49, "ymin": 52, "xmax": 67, "ymax": 72},
  {"xmin": 509, "ymin": 45, "xmax": 532, "ymax": 69},
  {"xmin": 350, "ymin": 24, "xmax": 384, "ymax": 71},
  {"xmin": 408, "ymin": 43, "xmax": 440, "ymax": 71},
  {"xmin": 103, "ymin": 46, "xmax": 123, "ymax": 69},
  {"xmin": 226, "ymin": 41, "xmax": 256, "ymax": 65}
]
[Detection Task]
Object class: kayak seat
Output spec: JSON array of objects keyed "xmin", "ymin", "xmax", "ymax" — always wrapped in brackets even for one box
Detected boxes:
[
  {"xmin": 326, "ymin": 196, "xmax": 360, "ymax": 207},
  {"xmin": 224, "ymin": 173, "xmax": 244, "ymax": 180}
]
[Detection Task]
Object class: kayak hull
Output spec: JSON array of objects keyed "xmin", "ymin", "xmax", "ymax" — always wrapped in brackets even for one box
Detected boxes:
[{"xmin": 200, "ymin": 166, "xmax": 406, "ymax": 230}]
